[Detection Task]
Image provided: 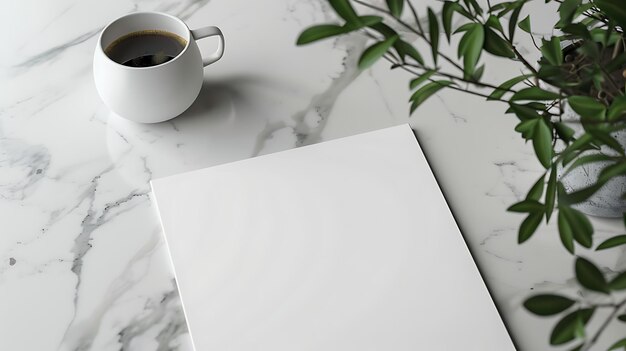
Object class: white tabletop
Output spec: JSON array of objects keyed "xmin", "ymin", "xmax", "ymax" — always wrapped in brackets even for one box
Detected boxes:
[{"xmin": 0, "ymin": 0, "xmax": 624, "ymax": 350}]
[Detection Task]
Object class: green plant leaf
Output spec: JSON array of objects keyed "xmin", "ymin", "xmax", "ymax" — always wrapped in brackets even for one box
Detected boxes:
[
  {"xmin": 519, "ymin": 211, "xmax": 543, "ymax": 243},
  {"xmin": 369, "ymin": 22, "xmax": 397, "ymax": 37},
  {"xmin": 554, "ymin": 122, "xmax": 575, "ymax": 142},
  {"xmin": 537, "ymin": 64, "xmax": 565, "ymax": 82},
  {"xmin": 518, "ymin": 15, "xmax": 531, "ymax": 33},
  {"xmin": 598, "ymin": 162, "xmax": 626, "ymax": 183},
  {"xmin": 558, "ymin": 0, "xmax": 582, "ymax": 26},
  {"xmin": 526, "ymin": 175, "xmax": 545, "ymax": 201},
  {"xmin": 463, "ymin": 0, "xmax": 483, "ymax": 15},
  {"xmin": 579, "ymin": 39, "xmax": 601, "ymax": 61},
  {"xmin": 454, "ymin": 22, "xmax": 477, "ymax": 34},
  {"xmin": 358, "ymin": 36, "xmax": 398, "ymax": 70},
  {"xmin": 428, "ymin": 8, "xmax": 439, "ymax": 64},
  {"xmin": 442, "ymin": 1, "xmax": 459, "ymax": 42},
  {"xmin": 561, "ymin": 206, "xmax": 593, "ymax": 248},
  {"xmin": 533, "ymin": 119, "xmax": 553, "ymax": 168},
  {"xmin": 550, "ymin": 309, "xmax": 594, "ymax": 345},
  {"xmin": 609, "ymin": 271, "xmax": 626, "ymax": 290},
  {"xmin": 562, "ymin": 152, "xmax": 580, "ymax": 168},
  {"xmin": 559, "ymin": 134, "xmax": 593, "ymax": 166},
  {"xmin": 618, "ymin": 314, "xmax": 626, "ymax": 322},
  {"xmin": 329, "ymin": 0, "xmax": 359, "ymax": 22},
  {"xmin": 369, "ymin": 23, "xmax": 422, "ymax": 65},
  {"xmin": 574, "ymin": 3, "xmax": 594, "ymax": 17},
  {"xmin": 609, "ymin": 338, "xmax": 626, "ymax": 350},
  {"xmin": 483, "ymin": 27, "xmax": 515, "ymax": 58},
  {"xmin": 486, "ymin": 14, "xmax": 504, "ymax": 32},
  {"xmin": 541, "ymin": 37, "xmax": 564, "ymax": 66},
  {"xmin": 515, "ymin": 119, "xmax": 538, "ymax": 140},
  {"xmin": 562, "ymin": 23, "xmax": 591, "ymax": 39},
  {"xmin": 395, "ymin": 39, "xmax": 424, "ymax": 64},
  {"xmin": 508, "ymin": 199, "xmax": 545, "ymax": 213},
  {"xmin": 557, "ymin": 182, "xmax": 568, "ymax": 202},
  {"xmin": 472, "ymin": 64, "xmax": 485, "ymax": 81},
  {"xmin": 511, "ymin": 87, "xmax": 560, "ymax": 101},
  {"xmin": 573, "ymin": 316, "xmax": 586, "ymax": 341},
  {"xmin": 457, "ymin": 23, "xmax": 484, "ymax": 78},
  {"xmin": 563, "ymin": 154, "xmax": 617, "ymax": 177},
  {"xmin": 459, "ymin": 24, "xmax": 485, "ymax": 76},
  {"xmin": 575, "ymin": 257, "xmax": 609, "ymax": 294},
  {"xmin": 409, "ymin": 70, "xmax": 436, "ymax": 90},
  {"xmin": 590, "ymin": 27, "xmax": 621, "ymax": 47},
  {"xmin": 595, "ymin": 0, "xmax": 626, "ymax": 29},
  {"xmin": 489, "ymin": 1, "xmax": 512, "ymax": 14},
  {"xmin": 524, "ymin": 294, "xmax": 576, "ymax": 316},
  {"xmin": 362, "ymin": 15, "xmax": 386, "ymax": 27},
  {"xmin": 508, "ymin": 103, "xmax": 543, "ymax": 120},
  {"xmin": 545, "ymin": 165, "xmax": 557, "ymax": 221},
  {"xmin": 386, "ymin": 0, "xmax": 404, "ymax": 17},
  {"xmin": 597, "ymin": 235, "xmax": 626, "ymax": 250},
  {"xmin": 564, "ymin": 183, "xmax": 603, "ymax": 205},
  {"xmin": 608, "ymin": 96, "xmax": 626, "ymax": 121},
  {"xmin": 508, "ymin": 3, "xmax": 522, "ymax": 43},
  {"xmin": 351, "ymin": 15, "xmax": 384, "ymax": 28},
  {"xmin": 409, "ymin": 81, "xmax": 452, "ymax": 113},
  {"xmin": 297, "ymin": 24, "xmax": 349, "ymax": 45},
  {"xmin": 558, "ymin": 209, "xmax": 575, "ymax": 254},
  {"xmin": 488, "ymin": 74, "xmax": 531, "ymax": 101},
  {"xmin": 568, "ymin": 96, "xmax": 606, "ymax": 121}
]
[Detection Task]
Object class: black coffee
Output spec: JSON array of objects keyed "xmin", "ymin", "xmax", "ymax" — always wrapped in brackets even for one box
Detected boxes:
[{"xmin": 105, "ymin": 30, "xmax": 187, "ymax": 67}]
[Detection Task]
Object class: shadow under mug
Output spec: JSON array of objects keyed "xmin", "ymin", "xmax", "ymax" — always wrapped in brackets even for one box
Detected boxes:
[{"xmin": 94, "ymin": 12, "xmax": 225, "ymax": 123}]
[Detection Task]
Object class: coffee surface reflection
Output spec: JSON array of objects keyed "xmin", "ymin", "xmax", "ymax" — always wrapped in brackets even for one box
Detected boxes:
[{"xmin": 105, "ymin": 30, "xmax": 187, "ymax": 67}]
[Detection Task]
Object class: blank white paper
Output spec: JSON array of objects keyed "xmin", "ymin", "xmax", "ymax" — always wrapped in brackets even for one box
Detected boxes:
[{"xmin": 151, "ymin": 124, "xmax": 516, "ymax": 351}]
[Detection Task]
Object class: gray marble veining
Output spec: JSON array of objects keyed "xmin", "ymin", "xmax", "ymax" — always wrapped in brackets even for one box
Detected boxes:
[{"xmin": 0, "ymin": 0, "xmax": 624, "ymax": 350}]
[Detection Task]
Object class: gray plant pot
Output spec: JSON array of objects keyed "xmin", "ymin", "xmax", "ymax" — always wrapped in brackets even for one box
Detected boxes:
[{"xmin": 559, "ymin": 104, "xmax": 626, "ymax": 218}]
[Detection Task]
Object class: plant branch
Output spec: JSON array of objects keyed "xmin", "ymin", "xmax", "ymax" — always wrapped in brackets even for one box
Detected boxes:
[
  {"xmin": 382, "ymin": 55, "xmax": 510, "ymax": 103},
  {"xmin": 362, "ymin": 28, "xmax": 402, "ymax": 62},
  {"xmin": 352, "ymin": 0, "xmax": 465, "ymax": 72},
  {"xmin": 600, "ymin": 66, "xmax": 625, "ymax": 97},
  {"xmin": 400, "ymin": 62, "xmax": 516, "ymax": 92},
  {"xmin": 494, "ymin": 25, "xmax": 540, "ymax": 76},
  {"xmin": 406, "ymin": 0, "xmax": 425, "ymax": 35},
  {"xmin": 611, "ymin": 36, "xmax": 622, "ymax": 60},
  {"xmin": 552, "ymin": 0, "xmax": 609, "ymax": 25},
  {"xmin": 583, "ymin": 298, "xmax": 626, "ymax": 351},
  {"xmin": 528, "ymin": 31, "xmax": 541, "ymax": 51}
]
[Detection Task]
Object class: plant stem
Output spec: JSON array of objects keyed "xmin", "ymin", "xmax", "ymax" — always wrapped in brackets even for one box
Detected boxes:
[
  {"xmin": 582, "ymin": 298, "xmax": 626, "ymax": 351},
  {"xmin": 354, "ymin": 0, "xmax": 542, "ymax": 97},
  {"xmin": 444, "ymin": 83, "xmax": 508, "ymax": 102},
  {"xmin": 351, "ymin": 0, "xmax": 465, "ymax": 72},
  {"xmin": 600, "ymin": 66, "xmax": 625, "ymax": 97},
  {"xmin": 357, "ymin": 0, "xmax": 518, "ymax": 94},
  {"xmin": 500, "ymin": 31, "xmax": 540, "ymax": 76},
  {"xmin": 407, "ymin": 1, "xmax": 425, "ymax": 35},
  {"xmin": 401, "ymin": 62, "xmax": 515, "ymax": 92},
  {"xmin": 382, "ymin": 55, "xmax": 510, "ymax": 103},
  {"xmin": 611, "ymin": 37, "xmax": 622, "ymax": 60}
]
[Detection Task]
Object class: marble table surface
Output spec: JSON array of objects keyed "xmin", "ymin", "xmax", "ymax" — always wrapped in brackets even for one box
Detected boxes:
[{"xmin": 0, "ymin": 0, "xmax": 624, "ymax": 350}]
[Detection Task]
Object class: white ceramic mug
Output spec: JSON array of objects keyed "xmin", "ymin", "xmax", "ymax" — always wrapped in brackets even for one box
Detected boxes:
[{"xmin": 94, "ymin": 12, "xmax": 225, "ymax": 123}]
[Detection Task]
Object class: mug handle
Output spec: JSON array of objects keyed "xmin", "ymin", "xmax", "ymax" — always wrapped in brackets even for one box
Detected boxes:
[{"xmin": 190, "ymin": 26, "xmax": 225, "ymax": 67}]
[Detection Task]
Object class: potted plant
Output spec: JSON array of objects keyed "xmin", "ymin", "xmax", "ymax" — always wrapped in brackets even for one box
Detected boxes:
[{"xmin": 297, "ymin": 0, "xmax": 626, "ymax": 349}]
